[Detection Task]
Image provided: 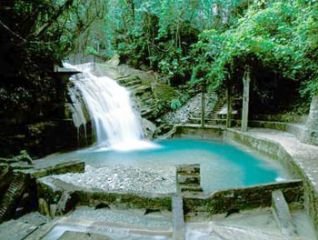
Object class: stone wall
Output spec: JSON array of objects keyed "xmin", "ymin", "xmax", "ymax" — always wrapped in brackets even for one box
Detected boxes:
[
  {"xmin": 36, "ymin": 177, "xmax": 172, "ymax": 217},
  {"xmin": 183, "ymin": 180, "xmax": 303, "ymax": 215},
  {"xmin": 172, "ymin": 125, "xmax": 223, "ymax": 139}
]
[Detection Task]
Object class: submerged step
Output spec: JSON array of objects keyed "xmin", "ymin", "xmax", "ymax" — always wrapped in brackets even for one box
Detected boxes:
[
  {"xmin": 176, "ymin": 164, "xmax": 200, "ymax": 175},
  {"xmin": 272, "ymin": 190, "xmax": 298, "ymax": 239},
  {"xmin": 176, "ymin": 164, "xmax": 201, "ymax": 191},
  {"xmin": 179, "ymin": 184, "xmax": 203, "ymax": 193},
  {"xmin": 177, "ymin": 174, "xmax": 200, "ymax": 185}
]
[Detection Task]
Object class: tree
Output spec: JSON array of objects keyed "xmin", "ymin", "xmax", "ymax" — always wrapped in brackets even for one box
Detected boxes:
[{"xmin": 0, "ymin": 0, "xmax": 107, "ymax": 123}]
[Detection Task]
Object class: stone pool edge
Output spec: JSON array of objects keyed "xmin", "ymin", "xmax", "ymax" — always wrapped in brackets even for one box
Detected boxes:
[
  {"xmin": 171, "ymin": 124, "xmax": 318, "ymax": 231},
  {"xmin": 223, "ymin": 128, "xmax": 318, "ymax": 232}
]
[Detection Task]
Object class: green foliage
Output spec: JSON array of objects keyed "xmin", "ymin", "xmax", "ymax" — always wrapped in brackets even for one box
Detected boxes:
[
  {"xmin": 106, "ymin": 0, "xmax": 248, "ymax": 85},
  {"xmin": 170, "ymin": 90, "xmax": 191, "ymax": 110},
  {"xmin": 170, "ymin": 99, "xmax": 182, "ymax": 110},
  {"xmin": 0, "ymin": 0, "xmax": 106, "ymax": 123},
  {"xmin": 191, "ymin": 1, "xmax": 318, "ymax": 96},
  {"xmin": 3, "ymin": 0, "xmax": 318, "ymax": 125}
]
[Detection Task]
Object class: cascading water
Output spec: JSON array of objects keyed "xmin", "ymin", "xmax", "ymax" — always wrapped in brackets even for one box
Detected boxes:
[{"xmin": 65, "ymin": 62, "xmax": 155, "ymax": 151}]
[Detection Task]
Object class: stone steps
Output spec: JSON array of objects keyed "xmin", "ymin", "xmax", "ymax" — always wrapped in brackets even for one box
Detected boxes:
[
  {"xmin": 176, "ymin": 164, "xmax": 203, "ymax": 195},
  {"xmin": 0, "ymin": 173, "xmax": 27, "ymax": 223}
]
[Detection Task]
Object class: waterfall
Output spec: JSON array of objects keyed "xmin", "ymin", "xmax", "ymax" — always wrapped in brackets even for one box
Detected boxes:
[{"xmin": 65, "ymin": 62, "xmax": 155, "ymax": 151}]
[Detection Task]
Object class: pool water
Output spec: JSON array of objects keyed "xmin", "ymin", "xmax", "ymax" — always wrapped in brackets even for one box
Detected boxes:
[{"xmin": 43, "ymin": 139, "xmax": 289, "ymax": 193}]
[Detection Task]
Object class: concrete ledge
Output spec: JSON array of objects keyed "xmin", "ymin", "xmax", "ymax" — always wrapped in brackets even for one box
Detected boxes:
[
  {"xmin": 187, "ymin": 119, "xmax": 305, "ymax": 139},
  {"xmin": 248, "ymin": 120, "xmax": 289, "ymax": 131},
  {"xmin": 248, "ymin": 121, "xmax": 306, "ymax": 140},
  {"xmin": 183, "ymin": 180, "xmax": 303, "ymax": 215},
  {"xmin": 224, "ymin": 129, "xmax": 318, "ymax": 231}
]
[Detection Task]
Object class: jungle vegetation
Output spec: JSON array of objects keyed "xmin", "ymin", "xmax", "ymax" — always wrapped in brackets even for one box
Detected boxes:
[{"xmin": 1, "ymin": 0, "xmax": 318, "ymax": 120}]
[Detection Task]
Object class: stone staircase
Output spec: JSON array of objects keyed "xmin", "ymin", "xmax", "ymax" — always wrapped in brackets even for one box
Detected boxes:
[
  {"xmin": 188, "ymin": 96, "xmax": 230, "ymax": 126},
  {"xmin": 0, "ymin": 173, "xmax": 28, "ymax": 221},
  {"xmin": 176, "ymin": 164, "xmax": 202, "ymax": 193}
]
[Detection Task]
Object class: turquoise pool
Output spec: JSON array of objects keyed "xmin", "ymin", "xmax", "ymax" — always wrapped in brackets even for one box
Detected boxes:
[{"xmin": 43, "ymin": 139, "xmax": 289, "ymax": 193}]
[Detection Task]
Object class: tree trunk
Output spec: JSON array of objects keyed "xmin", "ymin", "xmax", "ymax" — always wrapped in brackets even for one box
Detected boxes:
[
  {"xmin": 201, "ymin": 84, "xmax": 206, "ymax": 128},
  {"xmin": 241, "ymin": 68, "xmax": 250, "ymax": 132},
  {"xmin": 226, "ymin": 82, "xmax": 232, "ymax": 128}
]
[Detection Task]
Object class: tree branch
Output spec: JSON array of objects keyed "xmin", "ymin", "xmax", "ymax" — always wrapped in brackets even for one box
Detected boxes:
[
  {"xmin": 0, "ymin": 19, "xmax": 27, "ymax": 43},
  {"xmin": 29, "ymin": 0, "xmax": 74, "ymax": 39}
]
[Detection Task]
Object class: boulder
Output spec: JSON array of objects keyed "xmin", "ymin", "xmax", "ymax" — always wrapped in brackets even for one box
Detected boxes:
[{"xmin": 142, "ymin": 118, "xmax": 157, "ymax": 139}]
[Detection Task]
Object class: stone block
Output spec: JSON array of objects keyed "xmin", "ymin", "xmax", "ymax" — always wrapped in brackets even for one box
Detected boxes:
[{"xmin": 272, "ymin": 190, "xmax": 298, "ymax": 238}]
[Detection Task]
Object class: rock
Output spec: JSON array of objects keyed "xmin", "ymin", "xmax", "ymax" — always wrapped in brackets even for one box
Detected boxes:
[
  {"xmin": 0, "ymin": 150, "xmax": 33, "ymax": 165},
  {"xmin": 302, "ymin": 95, "xmax": 318, "ymax": 146},
  {"xmin": 38, "ymin": 198, "xmax": 50, "ymax": 217},
  {"xmin": 142, "ymin": 118, "xmax": 157, "ymax": 139},
  {"xmin": 93, "ymin": 62, "xmax": 176, "ymax": 121},
  {"xmin": 56, "ymin": 191, "xmax": 76, "ymax": 216},
  {"xmin": 107, "ymin": 54, "xmax": 120, "ymax": 67},
  {"xmin": 50, "ymin": 204, "xmax": 57, "ymax": 217},
  {"xmin": 161, "ymin": 93, "xmax": 218, "ymax": 125}
]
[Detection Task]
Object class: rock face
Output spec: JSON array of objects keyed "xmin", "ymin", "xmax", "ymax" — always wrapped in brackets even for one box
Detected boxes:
[
  {"xmin": 142, "ymin": 118, "xmax": 157, "ymax": 139},
  {"xmin": 0, "ymin": 120, "xmax": 78, "ymax": 158},
  {"xmin": 93, "ymin": 62, "xmax": 177, "ymax": 119},
  {"xmin": 302, "ymin": 96, "xmax": 318, "ymax": 146}
]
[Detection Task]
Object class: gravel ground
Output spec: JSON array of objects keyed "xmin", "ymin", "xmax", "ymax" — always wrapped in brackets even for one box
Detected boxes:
[{"xmin": 52, "ymin": 165, "xmax": 176, "ymax": 194}]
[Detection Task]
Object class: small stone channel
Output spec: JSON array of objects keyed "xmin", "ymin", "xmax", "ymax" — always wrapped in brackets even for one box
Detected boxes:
[{"xmin": 1, "ymin": 157, "xmax": 316, "ymax": 240}]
